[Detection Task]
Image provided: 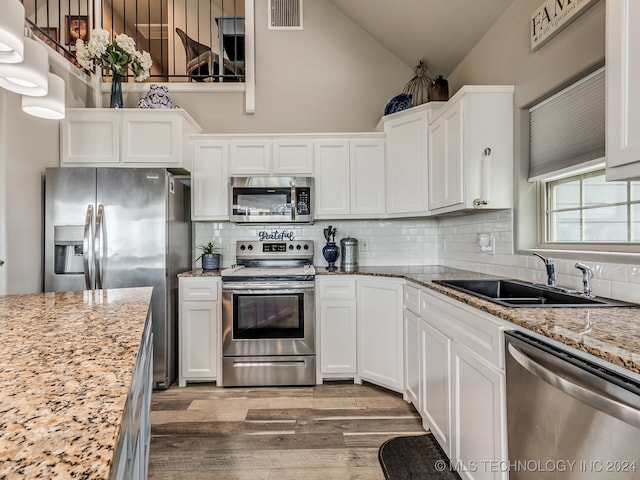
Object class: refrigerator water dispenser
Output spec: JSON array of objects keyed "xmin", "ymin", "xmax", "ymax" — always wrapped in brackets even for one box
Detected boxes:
[{"xmin": 53, "ymin": 225, "xmax": 85, "ymax": 274}]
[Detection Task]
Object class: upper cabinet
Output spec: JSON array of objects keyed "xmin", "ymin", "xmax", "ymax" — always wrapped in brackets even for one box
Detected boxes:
[
  {"xmin": 191, "ymin": 137, "xmax": 229, "ymax": 221},
  {"xmin": 60, "ymin": 109, "xmax": 202, "ymax": 173},
  {"xmin": 606, "ymin": 0, "xmax": 640, "ymax": 180},
  {"xmin": 381, "ymin": 103, "xmax": 443, "ymax": 216},
  {"xmin": 229, "ymin": 136, "xmax": 314, "ymax": 175},
  {"xmin": 428, "ymin": 86, "xmax": 514, "ymax": 215},
  {"xmin": 314, "ymin": 135, "xmax": 386, "ymax": 218}
]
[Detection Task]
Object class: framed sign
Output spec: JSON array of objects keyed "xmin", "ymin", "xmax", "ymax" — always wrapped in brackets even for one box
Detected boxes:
[
  {"xmin": 531, "ymin": 0, "xmax": 598, "ymax": 51},
  {"xmin": 65, "ymin": 15, "xmax": 89, "ymax": 45}
]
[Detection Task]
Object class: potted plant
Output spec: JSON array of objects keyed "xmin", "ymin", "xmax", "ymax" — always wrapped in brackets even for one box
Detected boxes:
[{"xmin": 196, "ymin": 242, "xmax": 221, "ymax": 271}]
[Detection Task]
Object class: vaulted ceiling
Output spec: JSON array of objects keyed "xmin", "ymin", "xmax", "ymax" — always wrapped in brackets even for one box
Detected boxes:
[{"xmin": 328, "ymin": 0, "xmax": 516, "ymax": 77}]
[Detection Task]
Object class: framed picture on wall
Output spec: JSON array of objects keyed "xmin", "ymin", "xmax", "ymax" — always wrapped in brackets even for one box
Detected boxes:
[
  {"xmin": 65, "ymin": 15, "xmax": 89, "ymax": 45},
  {"xmin": 34, "ymin": 27, "xmax": 59, "ymax": 51}
]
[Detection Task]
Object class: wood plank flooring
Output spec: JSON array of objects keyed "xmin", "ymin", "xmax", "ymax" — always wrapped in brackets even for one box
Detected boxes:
[{"xmin": 149, "ymin": 382, "xmax": 426, "ymax": 479}]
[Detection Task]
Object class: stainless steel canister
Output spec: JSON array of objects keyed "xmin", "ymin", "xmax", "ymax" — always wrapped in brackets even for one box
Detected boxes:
[{"xmin": 340, "ymin": 237, "xmax": 358, "ymax": 271}]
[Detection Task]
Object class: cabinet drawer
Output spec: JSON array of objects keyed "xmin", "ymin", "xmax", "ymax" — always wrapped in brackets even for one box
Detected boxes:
[
  {"xmin": 421, "ymin": 288, "xmax": 505, "ymax": 369},
  {"xmin": 180, "ymin": 277, "xmax": 220, "ymax": 301},
  {"xmin": 317, "ymin": 278, "xmax": 356, "ymax": 299},
  {"xmin": 403, "ymin": 284, "xmax": 420, "ymax": 315}
]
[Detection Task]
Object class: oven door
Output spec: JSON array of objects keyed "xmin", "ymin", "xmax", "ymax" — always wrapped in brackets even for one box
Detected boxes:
[{"xmin": 222, "ymin": 281, "xmax": 315, "ymax": 356}]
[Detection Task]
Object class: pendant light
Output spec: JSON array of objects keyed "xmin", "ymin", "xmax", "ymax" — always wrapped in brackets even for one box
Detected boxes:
[
  {"xmin": 22, "ymin": 72, "xmax": 65, "ymax": 119},
  {"xmin": 0, "ymin": 0, "xmax": 25, "ymax": 63},
  {"xmin": 0, "ymin": 37, "xmax": 48, "ymax": 96}
]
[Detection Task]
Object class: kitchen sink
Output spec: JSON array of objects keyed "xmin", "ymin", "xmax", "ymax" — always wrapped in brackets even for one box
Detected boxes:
[{"xmin": 433, "ymin": 279, "xmax": 636, "ymax": 308}]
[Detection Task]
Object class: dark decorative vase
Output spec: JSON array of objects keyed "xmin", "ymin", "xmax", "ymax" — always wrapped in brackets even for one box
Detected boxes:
[
  {"xmin": 110, "ymin": 70, "xmax": 124, "ymax": 108},
  {"xmin": 201, "ymin": 253, "xmax": 220, "ymax": 271},
  {"xmin": 322, "ymin": 242, "xmax": 340, "ymax": 271},
  {"xmin": 428, "ymin": 75, "xmax": 449, "ymax": 102}
]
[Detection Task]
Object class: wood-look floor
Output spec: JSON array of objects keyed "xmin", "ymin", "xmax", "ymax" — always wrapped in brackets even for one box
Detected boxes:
[{"xmin": 149, "ymin": 381, "xmax": 426, "ymax": 479}]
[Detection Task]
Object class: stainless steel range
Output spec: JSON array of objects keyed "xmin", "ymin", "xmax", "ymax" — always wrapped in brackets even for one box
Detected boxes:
[{"xmin": 221, "ymin": 240, "xmax": 316, "ymax": 386}]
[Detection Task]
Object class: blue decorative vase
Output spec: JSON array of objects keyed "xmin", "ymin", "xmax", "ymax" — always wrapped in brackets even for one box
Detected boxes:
[
  {"xmin": 201, "ymin": 253, "xmax": 220, "ymax": 271},
  {"xmin": 322, "ymin": 242, "xmax": 339, "ymax": 271},
  {"xmin": 110, "ymin": 70, "xmax": 124, "ymax": 108}
]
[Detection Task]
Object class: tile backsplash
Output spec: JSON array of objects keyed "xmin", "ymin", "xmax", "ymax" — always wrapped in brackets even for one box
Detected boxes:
[{"xmin": 194, "ymin": 210, "xmax": 640, "ymax": 303}]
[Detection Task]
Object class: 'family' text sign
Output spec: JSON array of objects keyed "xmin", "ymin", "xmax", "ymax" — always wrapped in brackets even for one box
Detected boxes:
[{"xmin": 531, "ymin": 0, "xmax": 598, "ymax": 51}]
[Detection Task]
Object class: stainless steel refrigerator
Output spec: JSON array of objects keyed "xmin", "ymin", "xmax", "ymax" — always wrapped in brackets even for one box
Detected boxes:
[{"xmin": 44, "ymin": 167, "xmax": 191, "ymax": 389}]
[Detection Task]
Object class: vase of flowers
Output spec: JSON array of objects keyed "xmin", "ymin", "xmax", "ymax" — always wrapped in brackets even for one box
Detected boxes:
[{"xmin": 75, "ymin": 28, "xmax": 152, "ymax": 108}]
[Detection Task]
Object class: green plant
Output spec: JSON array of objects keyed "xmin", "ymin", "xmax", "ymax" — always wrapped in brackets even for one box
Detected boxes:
[{"xmin": 195, "ymin": 242, "xmax": 219, "ymax": 260}]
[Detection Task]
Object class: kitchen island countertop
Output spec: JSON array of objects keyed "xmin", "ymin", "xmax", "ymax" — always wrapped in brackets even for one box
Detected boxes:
[
  {"xmin": 316, "ymin": 265, "xmax": 640, "ymax": 375},
  {"xmin": 0, "ymin": 287, "xmax": 152, "ymax": 479}
]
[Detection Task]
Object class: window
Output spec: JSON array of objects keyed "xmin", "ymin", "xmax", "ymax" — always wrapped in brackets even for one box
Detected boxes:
[{"xmin": 543, "ymin": 168, "xmax": 640, "ymax": 245}]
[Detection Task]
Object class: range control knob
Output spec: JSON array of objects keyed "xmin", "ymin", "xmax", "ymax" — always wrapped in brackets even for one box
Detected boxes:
[
  {"xmin": 239, "ymin": 245, "xmax": 246, "ymax": 251},
  {"xmin": 303, "ymin": 244, "xmax": 309, "ymax": 250},
  {"xmin": 296, "ymin": 244, "xmax": 302, "ymax": 250},
  {"xmin": 288, "ymin": 244, "xmax": 294, "ymax": 250},
  {"xmin": 248, "ymin": 244, "xmax": 253, "ymax": 251}
]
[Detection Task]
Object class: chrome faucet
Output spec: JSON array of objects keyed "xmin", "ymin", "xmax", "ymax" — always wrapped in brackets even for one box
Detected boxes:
[
  {"xmin": 575, "ymin": 262, "xmax": 595, "ymax": 298},
  {"xmin": 532, "ymin": 252, "xmax": 557, "ymax": 287}
]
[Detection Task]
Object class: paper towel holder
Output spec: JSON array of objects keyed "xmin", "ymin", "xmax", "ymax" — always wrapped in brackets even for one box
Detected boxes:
[{"xmin": 473, "ymin": 147, "xmax": 492, "ymax": 209}]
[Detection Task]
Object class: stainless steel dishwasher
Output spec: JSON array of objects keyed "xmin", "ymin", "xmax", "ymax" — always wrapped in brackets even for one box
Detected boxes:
[{"xmin": 505, "ymin": 331, "xmax": 640, "ymax": 479}]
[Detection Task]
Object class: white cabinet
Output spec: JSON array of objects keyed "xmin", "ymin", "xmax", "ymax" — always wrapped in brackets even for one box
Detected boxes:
[
  {"xmin": 178, "ymin": 276, "xmax": 221, "ymax": 387},
  {"xmin": 382, "ymin": 103, "xmax": 442, "ymax": 215},
  {"xmin": 61, "ymin": 108, "xmax": 202, "ymax": 172},
  {"xmin": 314, "ymin": 136, "xmax": 386, "ymax": 218},
  {"xmin": 403, "ymin": 284, "xmax": 421, "ymax": 408},
  {"xmin": 229, "ymin": 136, "xmax": 313, "ymax": 175},
  {"xmin": 357, "ymin": 277, "xmax": 404, "ymax": 392},
  {"xmin": 428, "ymin": 86, "xmax": 514, "ymax": 215},
  {"xmin": 420, "ymin": 288, "xmax": 507, "ymax": 480},
  {"xmin": 606, "ymin": 0, "xmax": 640, "ymax": 180},
  {"xmin": 191, "ymin": 138, "xmax": 229, "ymax": 220},
  {"xmin": 316, "ymin": 276, "xmax": 358, "ymax": 382}
]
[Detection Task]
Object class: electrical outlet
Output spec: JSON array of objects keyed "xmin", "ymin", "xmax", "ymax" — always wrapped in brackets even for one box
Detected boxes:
[{"xmin": 360, "ymin": 239, "xmax": 369, "ymax": 251}]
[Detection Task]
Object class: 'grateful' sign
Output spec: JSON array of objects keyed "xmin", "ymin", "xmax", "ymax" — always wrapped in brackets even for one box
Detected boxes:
[{"xmin": 531, "ymin": 0, "xmax": 598, "ymax": 51}]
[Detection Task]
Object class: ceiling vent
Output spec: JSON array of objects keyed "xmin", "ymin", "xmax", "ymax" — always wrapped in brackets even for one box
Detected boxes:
[{"xmin": 269, "ymin": 0, "xmax": 303, "ymax": 30}]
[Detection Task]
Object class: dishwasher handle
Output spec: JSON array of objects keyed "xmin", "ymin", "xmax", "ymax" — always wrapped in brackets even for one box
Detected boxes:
[{"xmin": 508, "ymin": 342, "xmax": 640, "ymax": 429}]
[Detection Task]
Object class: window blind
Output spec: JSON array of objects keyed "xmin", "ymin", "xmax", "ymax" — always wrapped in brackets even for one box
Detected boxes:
[{"xmin": 528, "ymin": 67, "xmax": 605, "ymax": 181}]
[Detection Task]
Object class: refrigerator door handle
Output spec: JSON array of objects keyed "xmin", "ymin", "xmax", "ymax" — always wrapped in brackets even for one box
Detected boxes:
[
  {"xmin": 82, "ymin": 204, "xmax": 94, "ymax": 290},
  {"xmin": 95, "ymin": 204, "xmax": 105, "ymax": 289}
]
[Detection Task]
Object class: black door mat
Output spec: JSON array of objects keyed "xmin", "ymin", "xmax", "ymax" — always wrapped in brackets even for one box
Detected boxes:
[{"xmin": 378, "ymin": 434, "xmax": 462, "ymax": 480}]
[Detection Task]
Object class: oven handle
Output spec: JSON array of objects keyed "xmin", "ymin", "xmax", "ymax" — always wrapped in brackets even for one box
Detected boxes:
[{"xmin": 222, "ymin": 283, "xmax": 314, "ymax": 293}]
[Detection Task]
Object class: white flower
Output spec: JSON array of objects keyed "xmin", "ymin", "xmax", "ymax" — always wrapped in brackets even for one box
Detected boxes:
[
  {"xmin": 75, "ymin": 39, "xmax": 92, "ymax": 70},
  {"xmin": 115, "ymin": 33, "xmax": 136, "ymax": 55}
]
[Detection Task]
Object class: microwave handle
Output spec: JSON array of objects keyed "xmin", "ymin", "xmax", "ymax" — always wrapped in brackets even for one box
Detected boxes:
[{"xmin": 290, "ymin": 180, "xmax": 296, "ymax": 221}]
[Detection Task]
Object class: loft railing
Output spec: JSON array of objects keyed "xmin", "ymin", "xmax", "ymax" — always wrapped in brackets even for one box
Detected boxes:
[{"xmin": 22, "ymin": 0, "xmax": 246, "ymax": 83}]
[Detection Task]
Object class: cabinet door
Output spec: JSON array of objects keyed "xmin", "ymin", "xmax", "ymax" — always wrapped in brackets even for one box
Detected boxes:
[
  {"xmin": 357, "ymin": 278, "xmax": 403, "ymax": 392},
  {"xmin": 314, "ymin": 140, "xmax": 351, "ymax": 217},
  {"xmin": 318, "ymin": 299, "xmax": 357, "ymax": 376},
  {"xmin": 429, "ymin": 101, "xmax": 463, "ymax": 210},
  {"xmin": 191, "ymin": 139, "xmax": 229, "ymax": 220},
  {"xmin": 350, "ymin": 139, "xmax": 386, "ymax": 215},
  {"xmin": 452, "ymin": 343, "xmax": 506, "ymax": 480},
  {"xmin": 385, "ymin": 111, "xmax": 429, "ymax": 214},
  {"xmin": 606, "ymin": 0, "xmax": 640, "ymax": 179},
  {"xmin": 60, "ymin": 111, "xmax": 120, "ymax": 165},
  {"xmin": 180, "ymin": 300, "xmax": 218, "ymax": 385},
  {"xmin": 229, "ymin": 139, "xmax": 272, "ymax": 174},
  {"xmin": 404, "ymin": 308, "xmax": 420, "ymax": 408},
  {"xmin": 272, "ymin": 139, "xmax": 314, "ymax": 175},
  {"xmin": 122, "ymin": 113, "xmax": 181, "ymax": 166},
  {"xmin": 421, "ymin": 320, "xmax": 451, "ymax": 457}
]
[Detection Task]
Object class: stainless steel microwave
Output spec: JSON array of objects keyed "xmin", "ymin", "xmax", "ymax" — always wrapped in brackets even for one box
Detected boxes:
[{"xmin": 229, "ymin": 176, "xmax": 314, "ymax": 224}]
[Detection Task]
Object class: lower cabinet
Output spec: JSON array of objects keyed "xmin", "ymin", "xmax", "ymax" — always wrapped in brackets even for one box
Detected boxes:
[
  {"xmin": 178, "ymin": 276, "xmax": 221, "ymax": 387},
  {"xmin": 111, "ymin": 312, "xmax": 153, "ymax": 480},
  {"xmin": 403, "ymin": 284, "xmax": 421, "ymax": 408},
  {"xmin": 357, "ymin": 278, "xmax": 404, "ymax": 392},
  {"xmin": 316, "ymin": 276, "xmax": 358, "ymax": 382},
  {"xmin": 316, "ymin": 276, "xmax": 404, "ymax": 392},
  {"xmin": 419, "ymin": 288, "xmax": 508, "ymax": 480}
]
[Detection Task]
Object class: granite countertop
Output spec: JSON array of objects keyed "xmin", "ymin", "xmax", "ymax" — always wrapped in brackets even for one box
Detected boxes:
[
  {"xmin": 0, "ymin": 287, "xmax": 152, "ymax": 479},
  {"xmin": 317, "ymin": 265, "xmax": 640, "ymax": 375},
  {"xmin": 178, "ymin": 268, "xmax": 222, "ymax": 277}
]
